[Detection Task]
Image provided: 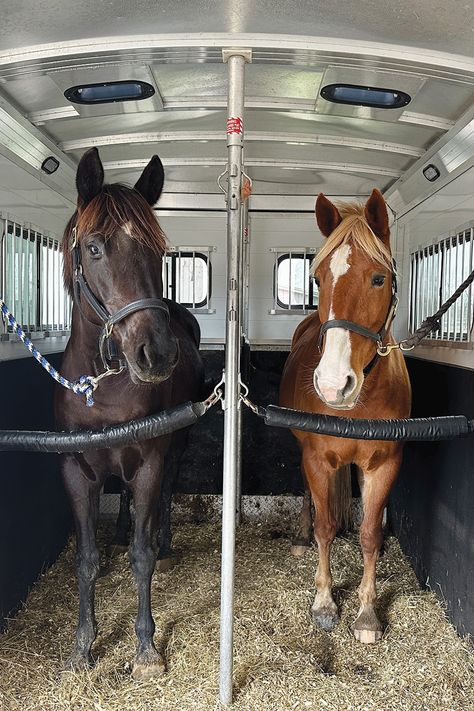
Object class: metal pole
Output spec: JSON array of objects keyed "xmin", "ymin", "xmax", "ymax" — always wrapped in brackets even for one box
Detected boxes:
[{"xmin": 219, "ymin": 48, "xmax": 251, "ymax": 708}]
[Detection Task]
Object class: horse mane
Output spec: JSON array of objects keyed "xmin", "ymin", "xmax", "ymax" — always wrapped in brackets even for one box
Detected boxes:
[
  {"xmin": 312, "ymin": 201, "xmax": 392, "ymax": 275},
  {"xmin": 62, "ymin": 183, "xmax": 168, "ymax": 295}
]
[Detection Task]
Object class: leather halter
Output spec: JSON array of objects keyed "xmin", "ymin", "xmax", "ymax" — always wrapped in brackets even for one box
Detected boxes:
[
  {"xmin": 317, "ymin": 262, "xmax": 398, "ymax": 377},
  {"xmin": 70, "ymin": 226, "xmax": 169, "ymax": 370}
]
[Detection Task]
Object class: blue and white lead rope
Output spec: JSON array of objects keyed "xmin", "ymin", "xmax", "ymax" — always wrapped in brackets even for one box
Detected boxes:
[{"xmin": 1, "ymin": 297, "xmax": 102, "ymax": 406}]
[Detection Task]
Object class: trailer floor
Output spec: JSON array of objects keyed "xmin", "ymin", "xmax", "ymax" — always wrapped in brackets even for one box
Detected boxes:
[{"xmin": 1, "ymin": 520, "xmax": 473, "ymax": 711}]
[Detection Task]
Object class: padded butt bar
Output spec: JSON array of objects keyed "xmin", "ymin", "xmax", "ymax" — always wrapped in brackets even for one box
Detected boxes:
[
  {"xmin": 263, "ymin": 405, "xmax": 473, "ymax": 441},
  {"xmin": 0, "ymin": 401, "xmax": 205, "ymax": 453}
]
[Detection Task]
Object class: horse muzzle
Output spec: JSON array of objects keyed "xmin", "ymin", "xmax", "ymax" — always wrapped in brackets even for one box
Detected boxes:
[
  {"xmin": 126, "ymin": 335, "xmax": 179, "ymax": 385},
  {"xmin": 313, "ymin": 370, "xmax": 361, "ymax": 410}
]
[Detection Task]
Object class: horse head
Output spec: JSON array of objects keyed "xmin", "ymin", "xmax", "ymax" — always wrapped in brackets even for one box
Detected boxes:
[
  {"xmin": 64, "ymin": 147, "xmax": 178, "ymax": 385},
  {"xmin": 312, "ymin": 189, "xmax": 396, "ymax": 410}
]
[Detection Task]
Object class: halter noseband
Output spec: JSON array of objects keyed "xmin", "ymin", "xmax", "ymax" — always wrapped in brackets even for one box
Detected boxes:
[
  {"xmin": 70, "ymin": 226, "xmax": 169, "ymax": 370},
  {"xmin": 317, "ymin": 262, "xmax": 398, "ymax": 377}
]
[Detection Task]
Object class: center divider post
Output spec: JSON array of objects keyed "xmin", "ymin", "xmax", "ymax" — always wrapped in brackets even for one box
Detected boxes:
[{"xmin": 219, "ymin": 48, "xmax": 251, "ymax": 707}]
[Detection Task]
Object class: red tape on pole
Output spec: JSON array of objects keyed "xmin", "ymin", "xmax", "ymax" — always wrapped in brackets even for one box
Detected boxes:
[{"xmin": 226, "ymin": 117, "xmax": 243, "ymax": 134}]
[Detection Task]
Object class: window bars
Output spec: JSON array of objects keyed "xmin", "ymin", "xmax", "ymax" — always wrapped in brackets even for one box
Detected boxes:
[
  {"xmin": 0, "ymin": 216, "xmax": 71, "ymax": 338},
  {"xmin": 270, "ymin": 247, "xmax": 318, "ymax": 313},
  {"xmin": 163, "ymin": 246, "xmax": 215, "ymax": 313},
  {"xmin": 409, "ymin": 222, "xmax": 474, "ymax": 343}
]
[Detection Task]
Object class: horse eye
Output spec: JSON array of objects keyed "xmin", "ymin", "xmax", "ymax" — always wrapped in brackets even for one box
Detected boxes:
[
  {"xmin": 314, "ymin": 276, "xmax": 320, "ymax": 288},
  {"xmin": 87, "ymin": 243, "xmax": 101, "ymax": 258},
  {"xmin": 372, "ymin": 274, "xmax": 386, "ymax": 287}
]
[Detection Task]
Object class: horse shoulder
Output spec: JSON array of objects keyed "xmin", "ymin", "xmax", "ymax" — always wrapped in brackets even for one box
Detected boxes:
[
  {"xmin": 280, "ymin": 311, "xmax": 321, "ymax": 410},
  {"xmin": 291, "ymin": 310, "xmax": 321, "ymax": 349},
  {"xmin": 165, "ymin": 298, "xmax": 201, "ymax": 349}
]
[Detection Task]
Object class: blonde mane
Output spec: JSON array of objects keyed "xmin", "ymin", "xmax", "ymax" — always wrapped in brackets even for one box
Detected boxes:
[{"xmin": 312, "ymin": 201, "xmax": 392, "ymax": 275}]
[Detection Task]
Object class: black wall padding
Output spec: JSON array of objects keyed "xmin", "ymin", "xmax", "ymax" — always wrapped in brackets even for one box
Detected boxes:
[
  {"xmin": 389, "ymin": 358, "xmax": 474, "ymax": 639},
  {"xmin": 0, "ymin": 354, "xmax": 72, "ymax": 630},
  {"xmin": 0, "ymin": 401, "xmax": 204, "ymax": 453},
  {"xmin": 263, "ymin": 405, "xmax": 472, "ymax": 441}
]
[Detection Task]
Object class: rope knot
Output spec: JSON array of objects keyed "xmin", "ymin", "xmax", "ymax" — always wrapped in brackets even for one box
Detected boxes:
[{"xmin": 73, "ymin": 375, "xmax": 97, "ymax": 407}]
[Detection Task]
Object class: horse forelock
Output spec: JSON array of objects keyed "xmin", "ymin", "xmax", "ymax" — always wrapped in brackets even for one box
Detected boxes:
[
  {"xmin": 61, "ymin": 184, "xmax": 168, "ymax": 294},
  {"xmin": 311, "ymin": 201, "xmax": 392, "ymax": 276}
]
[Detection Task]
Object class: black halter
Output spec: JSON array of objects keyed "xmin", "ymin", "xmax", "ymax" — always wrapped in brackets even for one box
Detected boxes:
[
  {"xmin": 70, "ymin": 227, "xmax": 169, "ymax": 370},
  {"xmin": 317, "ymin": 262, "xmax": 398, "ymax": 377}
]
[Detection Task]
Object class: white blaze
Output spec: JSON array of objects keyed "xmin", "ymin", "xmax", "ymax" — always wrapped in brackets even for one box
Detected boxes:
[{"xmin": 314, "ymin": 245, "xmax": 355, "ymax": 403}]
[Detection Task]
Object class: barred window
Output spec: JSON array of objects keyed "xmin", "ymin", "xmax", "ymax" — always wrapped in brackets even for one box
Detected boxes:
[
  {"xmin": 409, "ymin": 223, "xmax": 474, "ymax": 343},
  {"xmin": 1, "ymin": 218, "xmax": 71, "ymax": 336},
  {"xmin": 163, "ymin": 248, "xmax": 213, "ymax": 311},
  {"xmin": 271, "ymin": 248, "xmax": 318, "ymax": 313}
]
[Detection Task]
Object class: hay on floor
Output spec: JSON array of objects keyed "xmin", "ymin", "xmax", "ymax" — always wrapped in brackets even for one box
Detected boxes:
[{"xmin": 0, "ymin": 520, "xmax": 473, "ymax": 711}]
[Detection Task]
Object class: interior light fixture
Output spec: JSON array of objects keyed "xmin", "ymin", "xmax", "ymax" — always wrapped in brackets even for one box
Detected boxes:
[
  {"xmin": 64, "ymin": 80, "xmax": 155, "ymax": 105},
  {"xmin": 41, "ymin": 156, "xmax": 60, "ymax": 174},
  {"xmin": 320, "ymin": 84, "xmax": 411, "ymax": 109},
  {"xmin": 422, "ymin": 164, "xmax": 441, "ymax": 182}
]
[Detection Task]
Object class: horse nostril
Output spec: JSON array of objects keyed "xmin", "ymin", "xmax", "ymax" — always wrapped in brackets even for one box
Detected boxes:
[
  {"xmin": 342, "ymin": 374, "xmax": 356, "ymax": 398},
  {"xmin": 136, "ymin": 342, "xmax": 155, "ymax": 370}
]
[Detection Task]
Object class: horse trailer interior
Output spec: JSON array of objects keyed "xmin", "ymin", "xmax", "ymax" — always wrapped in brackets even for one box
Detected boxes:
[{"xmin": 0, "ymin": 2, "xmax": 473, "ymax": 709}]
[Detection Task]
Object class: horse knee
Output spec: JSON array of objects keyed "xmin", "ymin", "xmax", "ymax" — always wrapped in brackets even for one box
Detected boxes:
[
  {"xmin": 129, "ymin": 542, "xmax": 156, "ymax": 579},
  {"xmin": 314, "ymin": 515, "xmax": 337, "ymax": 545},
  {"xmin": 76, "ymin": 548, "xmax": 100, "ymax": 582},
  {"xmin": 360, "ymin": 525, "xmax": 382, "ymax": 557}
]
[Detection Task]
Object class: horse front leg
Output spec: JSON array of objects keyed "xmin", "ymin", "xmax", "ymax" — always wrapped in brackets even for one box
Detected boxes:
[
  {"xmin": 304, "ymin": 447, "xmax": 339, "ymax": 631},
  {"xmin": 156, "ymin": 443, "xmax": 181, "ymax": 572},
  {"xmin": 129, "ymin": 455, "xmax": 165, "ymax": 680},
  {"xmin": 62, "ymin": 456, "xmax": 101, "ymax": 669},
  {"xmin": 353, "ymin": 452, "xmax": 401, "ymax": 643},
  {"xmin": 290, "ymin": 463, "xmax": 313, "ymax": 557},
  {"xmin": 111, "ymin": 485, "xmax": 132, "ymax": 550}
]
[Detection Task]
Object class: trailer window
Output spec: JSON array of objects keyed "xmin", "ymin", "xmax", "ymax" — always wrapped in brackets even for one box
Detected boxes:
[
  {"xmin": 409, "ymin": 223, "xmax": 474, "ymax": 343},
  {"xmin": 271, "ymin": 249, "xmax": 318, "ymax": 313},
  {"xmin": 163, "ymin": 249, "xmax": 213, "ymax": 311},
  {"xmin": 1, "ymin": 218, "xmax": 71, "ymax": 337}
]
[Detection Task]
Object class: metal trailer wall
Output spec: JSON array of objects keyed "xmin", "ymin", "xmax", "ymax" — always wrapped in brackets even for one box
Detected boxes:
[{"xmin": 0, "ymin": 353, "xmax": 71, "ymax": 630}]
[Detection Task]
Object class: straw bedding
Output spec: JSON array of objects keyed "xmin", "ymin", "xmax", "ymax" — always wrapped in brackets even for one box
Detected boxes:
[{"xmin": 1, "ymin": 519, "xmax": 473, "ymax": 711}]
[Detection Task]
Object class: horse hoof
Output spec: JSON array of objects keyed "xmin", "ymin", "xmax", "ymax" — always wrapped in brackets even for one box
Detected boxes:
[
  {"xmin": 290, "ymin": 543, "xmax": 311, "ymax": 557},
  {"xmin": 353, "ymin": 628, "xmax": 383, "ymax": 644},
  {"xmin": 311, "ymin": 607, "xmax": 338, "ymax": 632},
  {"xmin": 132, "ymin": 654, "xmax": 166, "ymax": 681},
  {"xmin": 352, "ymin": 609, "xmax": 383, "ymax": 643},
  {"xmin": 155, "ymin": 555, "xmax": 177, "ymax": 572}
]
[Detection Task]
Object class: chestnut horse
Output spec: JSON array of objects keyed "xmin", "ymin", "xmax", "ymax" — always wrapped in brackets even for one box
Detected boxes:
[
  {"xmin": 55, "ymin": 148, "xmax": 204, "ymax": 678},
  {"xmin": 280, "ymin": 189, "xmax": 411, "ymax": 643}
]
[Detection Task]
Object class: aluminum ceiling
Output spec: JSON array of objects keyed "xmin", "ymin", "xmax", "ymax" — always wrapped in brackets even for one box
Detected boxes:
[{"xmin": 0, "ymin": 0, "xmax": 473, "ymax": 233}]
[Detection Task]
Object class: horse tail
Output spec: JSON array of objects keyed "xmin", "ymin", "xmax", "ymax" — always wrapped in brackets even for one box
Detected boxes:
[{"xmin": 331, "ymin": 465, "xmax": 353, "ymax": 532}]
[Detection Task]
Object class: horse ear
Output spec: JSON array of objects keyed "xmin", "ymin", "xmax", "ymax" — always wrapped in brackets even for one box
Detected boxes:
[
  {"xmin": 76, "ymin": 147, "xmax": 104, "ymax": 208},
  {"xmin": 315, "ymin": 193, "xmax": 342, "ymax": 237},
  {"xmin": 364, "ymin": 189, "xmax": 390, "ymax": 243},
  {"xmin": 134, "ymin": 155, "xmax": 165, "ymax": 206}
]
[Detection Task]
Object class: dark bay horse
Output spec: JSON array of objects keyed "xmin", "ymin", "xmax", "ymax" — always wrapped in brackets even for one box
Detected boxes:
[
  {"xmin": 280, "ymin": 189, "xmax": 411, "ymax": 643},
  {"xmin": 55, "ymin": 148, "xmax": 204, "ymax": 679}
]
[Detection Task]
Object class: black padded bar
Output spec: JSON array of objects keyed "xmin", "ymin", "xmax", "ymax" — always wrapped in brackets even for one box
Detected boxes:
[
  {"xmin": 0, "ymin": 401, "xmax": 205, "ymax": 453},
  {"xmin": 263, "ymin": 404, "xmax": 473, "ymax": 441}
]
